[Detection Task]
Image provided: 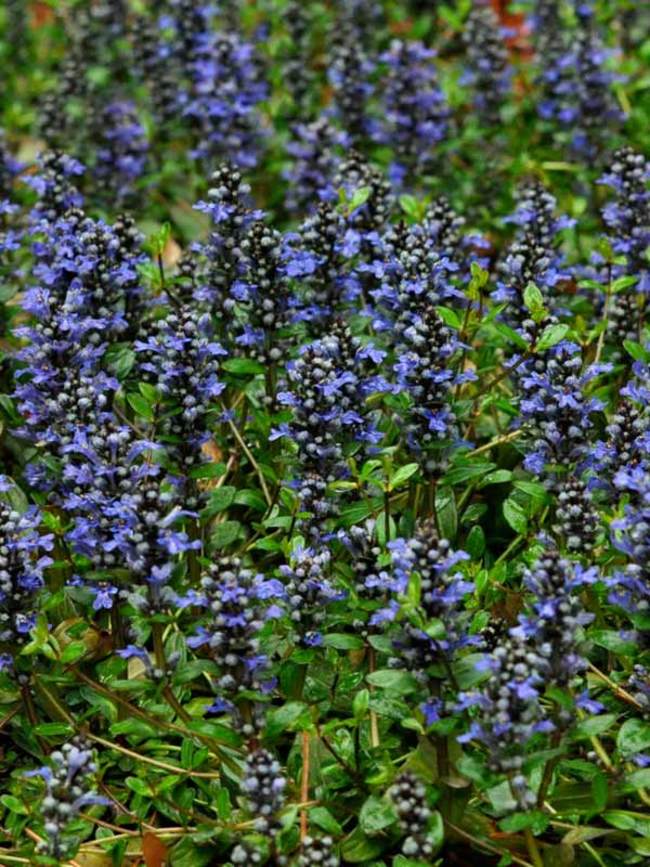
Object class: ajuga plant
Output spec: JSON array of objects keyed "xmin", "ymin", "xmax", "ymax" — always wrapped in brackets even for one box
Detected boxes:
[
  {"xmin": 571, "ymin": 0, "xmax": 625, "ymax": 161},
  {"xmin": 530, "ymin": 0, "xmax": 574, "ymax": 126},
  {"xmin": 461, "ymin": 2, "xmax": 511, "ymax": 124},
  {"xmin": 0, "ymin": 3, "xmax": 649, "ymax": 867},
  {"xmin": 378, "ymin": 39, "xmax": 451, "ymax": 187},
  {"xmin": 24, "ymin": 738, "xmax": 108, "ymax": 861},
  {"xmin": 280, "ymin": 0, "xmax": 316, "ymax": 120},
  {"xmin": 93, "ymin": 100, "xmax": 149, "ymax": 204},
  {"xmin": 326, "ymin": 11, "xmax": 375, "ymax": 145},
  {"xmin": 494, "ymin": 179, "xmax": 573, "ymax": 330},
  {"xmin": 283, "ymin": 117, "xmax": 346, "ymax": 216}
]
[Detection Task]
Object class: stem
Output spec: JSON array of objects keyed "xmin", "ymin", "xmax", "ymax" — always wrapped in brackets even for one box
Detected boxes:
[
  {"xmin": 494, "ymin": 533, "xmax": 526, "ymax": 566},
  {"xmin": 319, "ymin": 731, "xmax": 359, "ymax": 780},
  {"xmin": 221, "ymin": 402, "xmax": 272, "ymax": 506},
  {"xmin": 383, "ymin": 488, "xmax": 390, "ymax": 545},
  {"xmin": 590, "ymin": 734, "xmax": 614, "ymax": 772},
  {"xmin": 157, "ymin": 253, "xmax": 166, "ymax": 290},
  {"xmin": 524, "ymin": 828, "xmax": 544, "ymax": 867},
  {"xmin": 110, "ymin": 605, "xmax": 125, "ymax": 650},
  {"xmin": 537, "ymin": 730, "xmax": 563, "ymax": 808},
  {"xmin": 367, "ymin": 647, "xmax": 380, "ymax": 749},
  {"xmin": 70, "ymin": 668, "xmax": 241, "ymax": 772},
  {"xmin": 444, "ymin": 820, "xmax": 534, "ymax": 867},
  {"xmin": 583, "ymin": 841, "xmax": 608, "ymax": 867},
  {"xmin": 25, "ymin": 829, "xmax": 83, "ymax": 867},
  {"xmin": 467, "ymin": 429, "xmax": 522, "ymax": 458},
  {"xmin": 152, "ymin": 621, "xmax": 192, "ymax": 723},
  {"xmin": 21, "ymin": 683, "xmax": 47, "ymax": 753},
  {"xmin": 87, "ymin": 733, "xmax": 220, "ymax": 778},
  {"xmin": 300, "ymin": 731, "xmax": 310, "ymax": 841},
  {"xmin": 152, "ymin": 621, "xmax": 166, "ymax": 671},
  {"xmin": 587, "ymin": 662, "xmax": 644, "ymax": 711},
  {"xmin": 594, "ymin": 263, "xmax": 612, "ymax": 365}
]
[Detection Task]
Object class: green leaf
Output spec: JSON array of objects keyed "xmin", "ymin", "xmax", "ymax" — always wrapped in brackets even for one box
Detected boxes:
[
  {"xmin": 535, "ymin": 323, "xmax": 569, "ymax": 352},
  {"xmin": 339, "ymin": 500, "xmax": 378, "ymax": 527},
  {"xmin": 435, "ymin": 485, "xmax": 457, "ymax": 540},
  {"xmin": 266, "ymin": 702, "xmax": 311, "ymax": 739},
  {"xmin": 503, "ymin": 498, "xmax": 528, "ymax": 535},
  {"xmin": 623, "ymin": 339, "xmax": 650, "ymax": 362},
  {"xmin": 104, "ymin": 343, "xmax": 136, "ymax": 379},
  {"xmin": 611, "ymin": 275, "xmax": 638, "ymax": 293},
  {"xmin": 138, "ymin": 382, "xmax": 160, "ymax": 404},
  {"xmin": 127, "ymin": 393, "xmax": 154, "ymax": 421},
  {"xmin": 591, "ymin": 771, "xmax": 609, "ymax": 811},
  {"xmin": 353, "ymin": 689, "xmax": 370, "ymax": 722},
  {"xmin": 617, "ymin": 719, "xmax": 650, "ymax": 758},
  {"xmin": 33, "ymin": 722, "xmax": 74, "ymax": 737},
  {"xmin": 366, "ymin": 669, "xmax": 418, "ymax": 694},
  {"xmin": 341, "ymin": 827, "xmax": 387, "ymax": 862},
  {"xmin": 210, "ymin": 521, "xmax": 241, "ymax": 548},
  {"xmin": 436, "ymin": 306, "xmax": 463, "ymax": 329},
  {"xmin": 627, "ymin": 769, "xmax": 650, "ymax": 789},
  {"xmin": 310, "ymin": 806, "xmax": 343, "ymax": 836},
  {"xmin": 0, "ymin": 795, "xmax": 27, "ymax": 814},
  {"xmin": 323, "ymin": 633, "xmax": 365, "ymax": 650},
  {"xmin": 349, "ymin": 185, "xmax": 371, "ymax": 212},
  {"xmin": 589, "ymin": 629, "xmax": 637, "ymax": 655},
  {"xmin": 170, "ymin": 837, "xmax": 216, "ymax": 867},
  {"xmin": 603, "ymin": 810, "xmax": 650, "ymax": 837},
  {"xmin": 60, "ymin": 640, "xmax": 89, "ymax": 664},
  {"xmin": 470, "ymin": 261, "xmax": 489, "ymax": 289},
  {"xmin": 359, "ymin": 794, "xmax": 398, "ymax": 835},
  {"xmin": 399, "ymin": 194, "xmax": 420, "ymax": 219},
  {"xmin": 572, "ymin": 713, "xmax": 617, "ymax": 740},
  {"xmin": 523, "ymin": 282, "xmax": 545, "ymax": 312},
  {"xmin": 499, "ymin": 810, "xmax": 549, "ymax": 834},
  {"xmin": 465, "ymin": 525, "xmax": 485, "ymax": 558},
  {"xmin": 389, "ymin": 463, "xmax": 419, "ymax": 490},
  {"xmin": 205, "ymin": 486, "xmax": 236, "ymax": 513},
  {"xmin": 233, "ymin": 489, "xmax": 268, "ymax": 511},
  {"xmin": 452, "ymin": 653, "xmax": 490, "ymax": 690},
  {"xmin": 494, "ymin": 322, "xmax": 528, "ymax": 350},
  {"xmin": 444, "ymin": 462, "xmax": 495, "ymax": 486},
  {"xmin": 456, "ymin": 754, "xmax": 498, "ymax": 789},
  {"xmin": 125, "ymin": 777, "xmax": 151, "ymax": 796},
  {"xmin": 222, "ymin": 358, "xmax": 265, "ymax": 375},
  {"xmin": 190, "ymin": 462, "xmax": 227, "ymax": 480},
  {"xmin": 478, "ymin": 470, "xmax": 512, "ymax": 488}
]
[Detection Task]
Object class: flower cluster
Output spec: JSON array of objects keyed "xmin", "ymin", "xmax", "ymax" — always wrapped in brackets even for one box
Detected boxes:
[
  {"xmin": 187, "ymin": 557, "xmax": 284, "ymax": 734},
  {"xmin": 238, "ymin": 747, "xmax": 287, "ymax": 834},
  {"xmin": 389, "ymin": 772, "xmax": 437, "ymax": 861},
  {"xmin": 378, "ymin": 39, "xmax": 451, "ymax": 187},
  {"xmin": 517, "ymin": 341, "xmax": 610, "ymax": 474},
  {"xmin": 26, "ymin": 738, "xmax": 108, "ymax": 861},
  {"xmin": 177, "ymin": 9, "xmax": 268, "ymax": 167},
  {"xmin": 327, "ymin": 19, "xmax": 375, "ymax": 144},
  {"xmin": 284, "ymin": 117, "xmax": 345, "ymax": 216},
  {"xmin": 0, "ymin": 494, "xmax": 52, "ymax": 671},
  {"xmin": 462, "ymin": 548, "xmax": 598, "ymax": 807},
  {"xmin": 494, "ymin": 180, "xmax": 572, "ymax": 329},
  {"xmin": 94, "ymin": 100, "xmax": 149, "ymax": 204},
  {"xmin": 610, "ymin": 466, "xmax": 650, "ymax": 633},
  {"xmin": 273, "ymin": 324, "xmax": 385, "ymax": 533},
  {"xmin": 461, "ymin": 3, "xmax": 511, "ymax": 124},
  {"xmin": 134, "ymin": 297, "xmax": 226, "ymax": 468},
  {"xmin": 599, "ymin": 147, "xmax": 650, "ymax": 293},
  {"xmin": 571, "ymin": 2, "xmax": 624, "ymax": 160}
]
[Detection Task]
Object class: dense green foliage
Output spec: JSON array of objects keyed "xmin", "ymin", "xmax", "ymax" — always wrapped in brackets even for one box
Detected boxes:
[{"xmin": 0, "ymin": 1, "xmax": 648, "ymax": 865}]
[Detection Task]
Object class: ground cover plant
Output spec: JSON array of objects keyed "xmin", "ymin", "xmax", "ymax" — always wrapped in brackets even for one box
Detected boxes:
[{"xmin": 0, "ymin": 0, "xmax": 648, "ymax": 864}]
